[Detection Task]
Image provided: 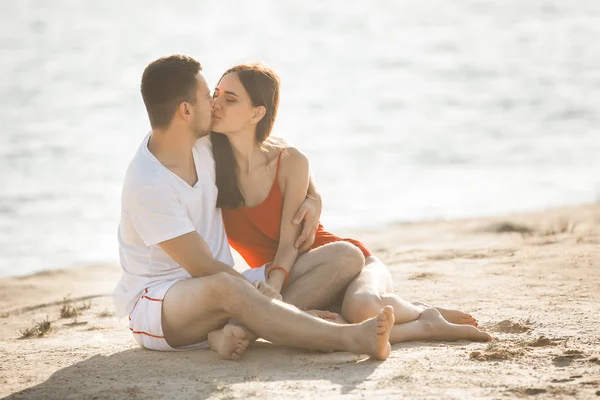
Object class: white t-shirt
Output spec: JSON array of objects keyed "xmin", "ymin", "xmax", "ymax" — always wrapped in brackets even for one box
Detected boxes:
[{"xmin": 113, "ymin": 134, "xmax": 234, "ymax": 318}]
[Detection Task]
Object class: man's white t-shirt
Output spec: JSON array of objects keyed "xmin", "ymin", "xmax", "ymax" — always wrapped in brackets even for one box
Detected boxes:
[{"xmin": 113, "ymin": 134, "xmax": 234, "ymax": 318}]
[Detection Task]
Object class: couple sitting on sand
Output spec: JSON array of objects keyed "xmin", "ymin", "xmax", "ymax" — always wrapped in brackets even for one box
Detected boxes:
[{"xmin": 113, "ymin": 55, "xmax": 491, "ymax": 361}]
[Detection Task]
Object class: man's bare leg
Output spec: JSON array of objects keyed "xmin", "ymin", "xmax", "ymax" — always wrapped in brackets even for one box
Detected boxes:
[
  {"xmin": 161, "ymin": 272, "xmax": 395, "ymax": 359},
  {"xmin": 209, "ymin": 241, "xmax": 364, "ymax": 358},
  {"xmin": 282, "ymin": 242, "xmax": 365, "ymax": 310},
  {"xmin": 341, "ymin": 257, "xmax": 490, "ymax": 343}
]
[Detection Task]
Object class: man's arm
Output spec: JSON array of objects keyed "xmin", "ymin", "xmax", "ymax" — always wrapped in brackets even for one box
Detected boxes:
[{"xmin": 159, "ymin": 231, "xmax": 245, "ymax": 279}]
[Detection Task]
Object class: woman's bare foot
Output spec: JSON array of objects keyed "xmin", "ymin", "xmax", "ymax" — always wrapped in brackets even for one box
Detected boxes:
[
  {"xmin": 420, "ymin": 308, "xmax": 491, "ymax": 341},
  {"xmin": 412, "ymin": 302, "xmax": 478, "ymax": 326},
  {"xmin": 305, "ymin": 309, "xmax": 340, "ymax": 321},
  {"xmin": 350, "ymin": 306, "xmax": 395, "ymax": 360},
  {"xmin": 435, "ymin": 308, "xmax": 478, "ymax": 326},
  {"xmin": 207, "ymin": 324, "xmax": 250, "ymax": 360}
]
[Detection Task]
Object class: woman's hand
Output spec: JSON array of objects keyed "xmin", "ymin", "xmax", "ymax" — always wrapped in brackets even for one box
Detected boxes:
[
  {"xmin": 253, "ymin": 281, "xmax": 283, "ymax": 301},
  {"xmin": 304, "ymin": 310, "xmax": 341, "ymax": 322},
  {"xmin": 293, "ymin": 195, "xmax": 321, "ymax": 253}
]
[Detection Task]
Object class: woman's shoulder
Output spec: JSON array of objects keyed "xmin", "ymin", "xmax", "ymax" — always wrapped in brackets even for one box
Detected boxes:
[
  {"xmin": 264, "ymin": 138, "xmax": 308, "ymax": 166},
  {"xmin": 279, "ymin": 146, "xmax": 309, "ymax": 177}
]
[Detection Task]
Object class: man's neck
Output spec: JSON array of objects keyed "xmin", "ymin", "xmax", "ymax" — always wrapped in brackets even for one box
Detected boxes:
[{"xmin": 147, "ymin": 126, "xmax": 198, "ymax": 185}]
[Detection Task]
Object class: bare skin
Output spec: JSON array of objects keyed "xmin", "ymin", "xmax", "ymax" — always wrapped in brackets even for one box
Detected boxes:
[
  {"xmin": 280, "ymin": 241, "xmax": 364, "ymax": 310},
  {"xmin": 208, "ymin": 308, "xmax": 341, "ymax": 358},
  {"xmin": 211, "ymin": 251, "xmax": 488, "ymax": 358},
  {"xmin": 162, "ymin": 272, "xmax": 394, "ymax": 360},
  {"xmin": 208, "ymin": 324, "xmax": 249, "ymax": 360},
  {"xmin": 341, "ymin": 256, "xmax": 492, "ymax": 343},
  {"xmin": 412, "ymin": 301, "xmax": 478, "ymax": 327},
  {"xmin": 208, "ymin": 241, "xmax": 364, "ymax": 358},
  {"xmin": 389, "ymin": 308, "xmax": 491, "ymax": 343}
]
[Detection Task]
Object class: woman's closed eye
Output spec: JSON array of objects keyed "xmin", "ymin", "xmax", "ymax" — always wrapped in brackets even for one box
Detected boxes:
[{"xmin": 212, "ymin": 92, "xmax": 235, "ymax": 103}]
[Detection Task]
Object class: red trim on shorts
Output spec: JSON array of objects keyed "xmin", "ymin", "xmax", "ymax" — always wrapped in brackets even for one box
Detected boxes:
[
  {"xmin": 141, "ymin": 295, "xmax": 163, "ymax": 302},
  {"xmin": 129, "ymin": 327, "xmax": 165, "ymax": 339}
]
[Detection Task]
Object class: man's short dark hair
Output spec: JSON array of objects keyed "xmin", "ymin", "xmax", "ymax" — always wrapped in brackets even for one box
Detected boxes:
[{"xmin": 141, "ymin": 55, "xmax": 202, "ymax": 129}]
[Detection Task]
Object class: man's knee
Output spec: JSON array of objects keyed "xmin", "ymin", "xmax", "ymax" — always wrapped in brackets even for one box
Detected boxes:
[{"xmin": 204, "ymin": 272, "xmax": 253, "ymax": 311}]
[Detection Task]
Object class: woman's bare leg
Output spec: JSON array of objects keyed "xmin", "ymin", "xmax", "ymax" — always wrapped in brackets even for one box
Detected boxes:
[
  {"xmin": 282, "ymin": 242, "xmax": 365, "ymax": 310},
  {"xmin": 389, "ymin": 309, "xmax": 491, "ymax": 343},
  {"xmin": 341, "ymin": 256, "xmax": 491, "ymax": 343},
  {"xmin": 341, "ymin": 257, "xmax": 424, "ymax": 324}
]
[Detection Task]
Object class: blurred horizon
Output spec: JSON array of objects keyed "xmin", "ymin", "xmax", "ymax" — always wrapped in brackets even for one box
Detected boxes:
[{"xmin": 1, "ymin": 0, "xmax": 599, "ymax": 276}]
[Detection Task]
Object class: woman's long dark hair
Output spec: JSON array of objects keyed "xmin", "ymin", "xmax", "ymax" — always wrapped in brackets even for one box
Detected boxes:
[{"xmin": 211, "ymin": 64, "xmax": 280, "ymax": 209}]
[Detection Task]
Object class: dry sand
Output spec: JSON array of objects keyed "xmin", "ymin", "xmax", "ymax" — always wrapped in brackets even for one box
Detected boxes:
[{"xmin": 1, "ymin": 204, "xmax": 599, "ymax": 399}]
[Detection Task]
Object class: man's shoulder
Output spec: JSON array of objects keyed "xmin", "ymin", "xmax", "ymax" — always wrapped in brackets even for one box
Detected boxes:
[
  {"xmin": 194, "ymin": 136, "xmax": 212, "ymax": 151},
  {"xmin": 123, "ymin": 151, "xmax": 162, "ymax": 191},
  {"xmin": 193, "ymin": 136, "xmax": 214, "ymax": 166}
]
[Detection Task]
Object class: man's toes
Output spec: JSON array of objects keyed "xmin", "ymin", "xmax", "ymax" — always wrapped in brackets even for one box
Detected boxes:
[
  {"xmin": 383, "ymin": 306, "xmax": 394, "ymax": 325},
  {"xmin": 238, "ymin": 340, "xmax": 249, "ymax": 350},
  {"xmin": 227, "ymin": 325, "xmax": 248, "ymax": 340}
]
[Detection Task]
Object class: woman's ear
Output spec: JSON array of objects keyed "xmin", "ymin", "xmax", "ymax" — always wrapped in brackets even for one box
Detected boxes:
[{"xmin": 252, "ymin": 105, "xmax": 266, "ymax": 124}]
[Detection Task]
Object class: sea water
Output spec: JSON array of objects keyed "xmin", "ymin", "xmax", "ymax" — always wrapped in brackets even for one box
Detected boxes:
[{"xmin": 1, "ymin": 0, "xmax": 599, "ymax": 276}]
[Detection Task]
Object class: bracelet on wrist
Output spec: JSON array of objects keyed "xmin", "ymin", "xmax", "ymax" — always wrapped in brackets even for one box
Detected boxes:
[{"xmin": 267, "ymin": 265, "xmax": 290, "ymax": 288}]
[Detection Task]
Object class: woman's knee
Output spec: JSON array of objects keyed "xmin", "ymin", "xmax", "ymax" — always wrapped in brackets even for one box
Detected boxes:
[
  {"xmin": 342, "ymin": 292, "xmax": 384, "ymax": 323},
  {"xmin": 330, "ymin": 242, "xmax": 365, "ymax": 277}
]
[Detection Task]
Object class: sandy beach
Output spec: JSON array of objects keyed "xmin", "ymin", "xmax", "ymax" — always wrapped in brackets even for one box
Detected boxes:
[{"xmin": 1, "ymin": 204, "xmax": 599, "ymax": 399}]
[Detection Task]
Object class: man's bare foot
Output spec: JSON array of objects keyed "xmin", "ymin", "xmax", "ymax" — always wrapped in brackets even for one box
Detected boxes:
[
  {"xmin": 207, "ymin": 324, "xmax": 250, "ymax": 360},
  {"xmin": 420, "ymin": 308, "xmax": 491, "ymax": 342},
  {"xmin": 350, "ymin": 306, "xmax": 395, "ymax": 360},
  {"xmin": 412, "ymin": 302, "xmax": 478, "ymax": 326}
]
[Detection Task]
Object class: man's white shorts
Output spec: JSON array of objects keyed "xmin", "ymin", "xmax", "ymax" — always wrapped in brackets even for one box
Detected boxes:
[{"xmin": 128, "ymin": 265, "xmax": 268, "ymax": 351}]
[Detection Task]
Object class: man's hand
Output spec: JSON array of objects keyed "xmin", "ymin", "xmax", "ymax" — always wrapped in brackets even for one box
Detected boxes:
[
  {"xmin": 293, "ymin": 196, "xmax": 321, "ymax": 253},
  {"xmin": 254, "ymin": 281, "xmax": 283, "ymax": 301}
]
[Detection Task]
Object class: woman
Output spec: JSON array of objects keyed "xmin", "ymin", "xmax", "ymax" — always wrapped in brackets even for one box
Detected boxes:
[{"xmin": 210, "ymin": 63, "xmax": 492, "ymax": 353}]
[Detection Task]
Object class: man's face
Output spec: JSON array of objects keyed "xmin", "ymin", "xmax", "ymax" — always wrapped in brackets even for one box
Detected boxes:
[{"xmin": 191, "ymin": 72, "xmax": 214, "ymax": 139}]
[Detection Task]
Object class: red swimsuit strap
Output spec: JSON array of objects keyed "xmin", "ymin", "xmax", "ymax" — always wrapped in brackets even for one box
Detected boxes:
[{"xmin": 274, "ymin": 148, "xmax": 284, "ymax": 182}]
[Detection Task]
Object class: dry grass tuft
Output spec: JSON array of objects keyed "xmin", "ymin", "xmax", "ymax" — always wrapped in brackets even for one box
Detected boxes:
[
  {"xmin": 20, "ymin": 317, "xmax": 52, "ymax": 338},
  {"xmin": 97, "ymin": 309, "xmax": 115, "ymax": 318},
  {"xmin": 487, "ymin": 222, "xmax": 534, "ymax": 235},
  {"xmin": 59, "ymin": 296, "xmax": 92, "ymax": 319},
  {"xmin": 59, "ymin": 296, "xmax": 78, "ymax": 318},
  {"xmin": 539, "ymin": 219, "xmax": 579, "ymax": 236}
]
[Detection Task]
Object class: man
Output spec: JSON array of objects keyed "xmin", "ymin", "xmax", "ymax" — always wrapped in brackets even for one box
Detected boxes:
[{"xmin": 113, "ymin": 55, "xmax": 394, "ymax": 360}]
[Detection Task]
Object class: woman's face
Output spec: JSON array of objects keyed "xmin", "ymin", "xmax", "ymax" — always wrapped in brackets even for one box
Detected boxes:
[{"xmin": 211, "ymin": 72, "xmax": 258, "ymax": 135}]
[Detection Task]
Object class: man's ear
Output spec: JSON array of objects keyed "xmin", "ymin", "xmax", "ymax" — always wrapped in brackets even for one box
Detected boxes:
[{"xmin": 178, "ymin": 102, "xmax": 191, "ymax": 120}]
